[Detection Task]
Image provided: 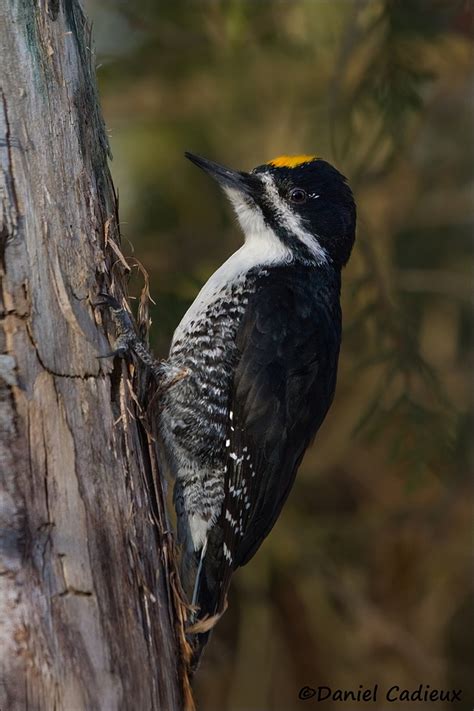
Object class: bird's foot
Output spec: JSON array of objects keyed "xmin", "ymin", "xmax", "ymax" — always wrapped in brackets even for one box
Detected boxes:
[
  {"xmin": 95, "ymin": 292, "xmax": 190, "ymax": 390},
  {"xmin": 94, "ymin": 293, "xmax": 161, "ymax": 377}
]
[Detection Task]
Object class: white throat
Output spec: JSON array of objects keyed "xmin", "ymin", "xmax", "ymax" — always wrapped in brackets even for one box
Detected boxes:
[
  {"xmin": 224, "ymin": 186, "xmax": 291, "ymax": 257},
  {"xmin": 172, "ymin": 189, "xmax": 291, "ymax": 345}
]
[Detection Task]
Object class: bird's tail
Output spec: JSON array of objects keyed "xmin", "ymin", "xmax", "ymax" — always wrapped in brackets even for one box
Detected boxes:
[
  {"xmin": 183, "ymin": 529, "xmax": 230, "ymax": 673},
  {"xmin": 174, "ymin": 477, "xmax": 233, "ymax": 671}
]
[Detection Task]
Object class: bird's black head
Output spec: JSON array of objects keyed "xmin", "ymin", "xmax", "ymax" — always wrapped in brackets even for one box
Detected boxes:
[{"xmin": 185, "ymin": 152, "xmax": 356, "ymax": 268}]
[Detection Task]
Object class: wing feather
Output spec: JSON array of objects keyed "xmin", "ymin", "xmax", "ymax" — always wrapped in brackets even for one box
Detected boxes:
[{"xmin": 223, "ymin": 266, "xmax": 341, "ymax": 571}]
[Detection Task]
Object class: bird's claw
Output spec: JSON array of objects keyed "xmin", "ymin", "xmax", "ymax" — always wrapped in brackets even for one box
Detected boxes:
[
  {"xmin": 94, "ymin": 293, "xmax": 136, "ymax": 335},
  {"xmin": 92, "ymin": 292, "xmax": 122, "ymax": 310},
  {"xmin": 93, "ymin": 292, "xmax": 139, "ymax": 358},
  {"xmin": 94, "ymin": 291, "xmax": 166, "ymax": 380},
  {"xmin": 97, "ymin": 346, "xmax": 128, "ymax": 360},
  {"xmin": 94, "ymin": 291, "xmax": 138, "ymax": 361}
]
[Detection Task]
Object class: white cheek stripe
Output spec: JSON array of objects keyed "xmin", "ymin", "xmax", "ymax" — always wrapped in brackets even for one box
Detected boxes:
[{"xmin": 259, "ymin": 173, "xmax": 328, "ymax": 264}]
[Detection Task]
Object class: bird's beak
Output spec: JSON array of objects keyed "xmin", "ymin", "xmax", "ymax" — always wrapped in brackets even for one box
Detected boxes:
[{"xmin": 185, "ymin": 152, "xmax": 257, "ymax": 197}]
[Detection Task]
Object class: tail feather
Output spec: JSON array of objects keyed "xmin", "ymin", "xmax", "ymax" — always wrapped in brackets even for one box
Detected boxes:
[
  {"xmin": 184, "ymin": 526, "xmax": 231, "ymax": 672},
  {"xmin": 191, "ymin": 537, "xmax": 208, "ymax": 607},
  {"xmin": 175, "ymin": 479, "xmax": 234, "ymax": 671}
]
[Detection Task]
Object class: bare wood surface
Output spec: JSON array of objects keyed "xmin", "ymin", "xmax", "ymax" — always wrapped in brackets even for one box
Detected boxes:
[{"xmin": 0, "ymin": 2, "xmax": 190, "ymax": 709}]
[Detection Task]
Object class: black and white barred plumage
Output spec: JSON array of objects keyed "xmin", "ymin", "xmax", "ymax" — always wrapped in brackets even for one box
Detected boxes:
[{"xmin": 158, "ymin": 153, "xmax": 356, "ymax": 666}]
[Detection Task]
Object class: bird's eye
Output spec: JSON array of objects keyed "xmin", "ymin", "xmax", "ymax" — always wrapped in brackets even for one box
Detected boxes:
[{"xmin": 289, "ymin": 188, "xmax": 307, "ymax": 204}]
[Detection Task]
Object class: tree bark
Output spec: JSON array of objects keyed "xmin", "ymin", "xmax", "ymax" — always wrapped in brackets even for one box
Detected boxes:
[{"xmin": 0, "ymin": 2, "xmax": 191, "ymax": 709}]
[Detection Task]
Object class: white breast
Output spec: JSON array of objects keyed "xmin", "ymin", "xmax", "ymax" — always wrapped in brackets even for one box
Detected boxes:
[{"xmin": 172, "ymin": 193, "xmax": 292, "ymax": 346}]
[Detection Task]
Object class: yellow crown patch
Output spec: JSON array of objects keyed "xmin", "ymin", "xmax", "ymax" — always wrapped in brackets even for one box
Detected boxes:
[{"xmin": 267, "ymin": 154, "xmax": 317, "ymax": 168}]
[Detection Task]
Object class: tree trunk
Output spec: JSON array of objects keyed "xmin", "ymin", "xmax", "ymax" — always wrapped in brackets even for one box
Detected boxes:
[{"xmin": 0, "ymin": 2, "xmax": 191, "ymax": 709}]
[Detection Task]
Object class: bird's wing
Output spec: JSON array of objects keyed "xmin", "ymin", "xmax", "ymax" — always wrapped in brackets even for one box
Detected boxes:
[{"xmin": 199, "ymin": 266, "xmax": 341, "ymax": 618}]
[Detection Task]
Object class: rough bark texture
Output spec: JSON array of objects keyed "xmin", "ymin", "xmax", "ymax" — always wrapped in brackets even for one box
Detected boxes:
[{"xmin": 0, "ymin": 2, "xmax": 191, "ymax": 709}]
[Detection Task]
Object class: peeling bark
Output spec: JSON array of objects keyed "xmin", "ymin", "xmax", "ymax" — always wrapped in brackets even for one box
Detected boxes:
[{"xmin": 0, "ymin": 2, "xmax": 190, "ymax": 709}]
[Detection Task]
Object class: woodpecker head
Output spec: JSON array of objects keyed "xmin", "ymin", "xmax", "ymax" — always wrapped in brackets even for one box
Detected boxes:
[{"xmin": 185, "ymin": 152, "xmax": 356, "ymax": 268}]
